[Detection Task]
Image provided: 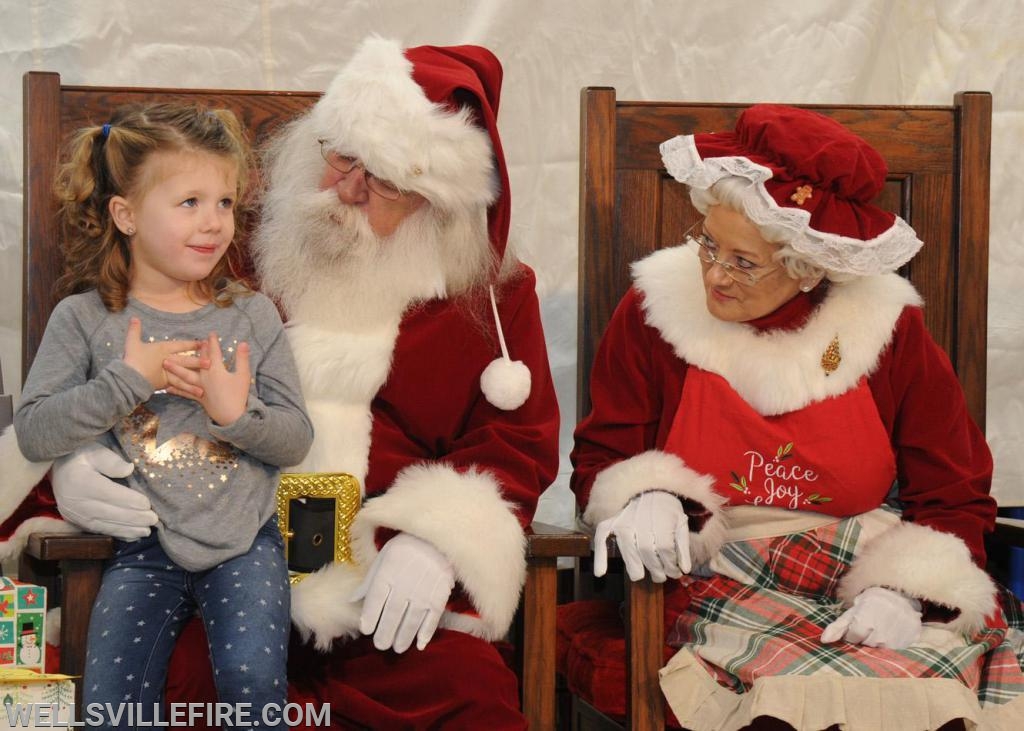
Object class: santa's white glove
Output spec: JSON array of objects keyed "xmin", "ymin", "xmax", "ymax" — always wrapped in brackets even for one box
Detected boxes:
[
  {"xmin": 593, "ymin": 491, "xmax": 692, "ymax": 583},
  {"xmin": 821, "ymin": 586, "xmax": 923, "ymax": 649},
  {"xmin": 51, "ymin": 443, "xmax": 158, "ymax": 540},
  {"xmin": 351, "ymin": 533, "xmax": 456, "ymax": 653}
]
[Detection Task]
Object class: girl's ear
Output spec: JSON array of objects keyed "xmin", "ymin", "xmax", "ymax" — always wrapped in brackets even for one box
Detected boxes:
[{"xmin": 109, "ymin": 196, "xmax": 135, "ymax": 236}]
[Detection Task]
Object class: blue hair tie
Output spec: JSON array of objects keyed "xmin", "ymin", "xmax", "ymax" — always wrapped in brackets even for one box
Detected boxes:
[{"xmin": 101, "ymin": 123, "xmax": 111, "ymax": 138}]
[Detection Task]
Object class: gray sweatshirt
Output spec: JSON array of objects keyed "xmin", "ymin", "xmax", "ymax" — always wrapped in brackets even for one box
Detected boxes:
[{"xmin": 16, "ymin": 289, "xmax": 314, "ymax": 571}]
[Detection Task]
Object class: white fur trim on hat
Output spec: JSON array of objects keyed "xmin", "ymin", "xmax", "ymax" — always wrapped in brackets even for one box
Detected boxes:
[
  {"xmin": 583, "ymin": 450, "xmax": 728, "ymax": 566},
  {"xmin": 290, "ymin": 560, "xmax": 367, "ymax": 651},
  {"xmin": 0, "ymin": 425, "xmax": 53, "ymax": 528},
  {"xmin": 837, "ymin": 521, "xmax": 996, "ymax": 637},
  {"xmin": 350, "ymin": 463, "xmax": 526, "ymax": 641},
  {"xmin": 660, "ymin": 134, "xmax": 924, "ymax": 277},
  {"xmin": 633, "ymin": 247, "xmax": 921, "ymax": 415},
  {"xmin": 312, "ymin": 36, "xmax": 497, "ymax": 213}
]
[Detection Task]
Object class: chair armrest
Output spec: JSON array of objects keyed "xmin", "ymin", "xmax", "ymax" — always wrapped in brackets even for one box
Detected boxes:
[
  {"xmin": 994, "ymin": 517, "xmax": 1024, "ymax": 548},
  {"xmin": 25, "ymin": 532, "xmax": 115, "ymax": 561},
  {"xmin": 526, "ymin": 521, "xmax": 592, "ymax": 559}
]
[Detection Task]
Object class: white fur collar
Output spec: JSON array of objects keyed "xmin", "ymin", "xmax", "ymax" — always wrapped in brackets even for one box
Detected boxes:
[
  {"xmin": 284, "ymin": 321, "xmax": 400, "ymax": 484},
  {"xmin": 632, "ymin": 246, "xmax": 922, "ymax": 415}
]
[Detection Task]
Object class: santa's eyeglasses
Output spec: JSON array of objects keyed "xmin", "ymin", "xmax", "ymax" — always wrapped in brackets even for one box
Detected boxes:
[{"xmin": 317, "ymin": 139, "xmax": 403, "ymax": 200}]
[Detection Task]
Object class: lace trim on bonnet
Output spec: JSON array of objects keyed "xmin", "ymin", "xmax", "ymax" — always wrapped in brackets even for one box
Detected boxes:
[{"xmin": 660, "ymin": 135, "xmax": 923, "ymax": 278}]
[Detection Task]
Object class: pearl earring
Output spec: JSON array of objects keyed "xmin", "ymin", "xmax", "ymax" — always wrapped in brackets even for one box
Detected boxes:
[
  {"xmin": 126, "ymin": 227, "xmax": 136, "ymax": 236},
  {"xmin": 800, "ymin": 283, "xmax": 814, "ymax": 293}
]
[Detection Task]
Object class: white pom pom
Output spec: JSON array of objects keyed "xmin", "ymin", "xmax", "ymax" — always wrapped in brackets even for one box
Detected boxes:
[{"xmin": 480, "ymin": 358, "xmax": 531, "ymax": 411}]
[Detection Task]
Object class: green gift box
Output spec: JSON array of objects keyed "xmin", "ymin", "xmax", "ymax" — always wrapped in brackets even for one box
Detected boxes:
[{"xmin": 0, "ymin": 579, "xmax": 46, "ymax": 672}]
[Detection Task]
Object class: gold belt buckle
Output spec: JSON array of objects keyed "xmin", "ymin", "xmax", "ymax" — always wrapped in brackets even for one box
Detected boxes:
[{"xmin": 276, "ymin": 472, "xmax": 361, "ymax": 583}]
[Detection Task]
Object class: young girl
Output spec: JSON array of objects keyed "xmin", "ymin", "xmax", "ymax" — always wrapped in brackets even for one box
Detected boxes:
[{"xmin": 15, "ymin": 103, "xmax": 313, "ymax": 726}]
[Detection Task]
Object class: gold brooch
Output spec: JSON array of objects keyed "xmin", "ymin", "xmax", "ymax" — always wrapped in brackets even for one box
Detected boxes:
[
  {"xmin": 790, "ymin": 185, "xmax": 813, "ymax": 205},
  {"xmin": 821, "ymin": 335, "xmax": 841, "ymax": 376}
]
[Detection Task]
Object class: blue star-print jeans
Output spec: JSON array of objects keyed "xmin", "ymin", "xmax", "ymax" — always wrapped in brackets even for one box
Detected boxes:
[{"xmin": 82, "ymin": 518, "xmax": 290, "ymax": 729}]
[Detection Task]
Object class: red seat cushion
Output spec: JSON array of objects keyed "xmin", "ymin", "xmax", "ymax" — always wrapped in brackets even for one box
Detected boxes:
[{"xmin": 556, "ymin": 599, "xmax": 681, "ymax": 727}]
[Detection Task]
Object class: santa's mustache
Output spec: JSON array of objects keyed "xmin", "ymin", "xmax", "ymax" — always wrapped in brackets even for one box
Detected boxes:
[
  {"xmin": 252, "ymin": 167, "xmax": 496, "ymax": 325},
  {"xmin": 291, "ymin": 190, "xmax": 383, "ymax": 267}
]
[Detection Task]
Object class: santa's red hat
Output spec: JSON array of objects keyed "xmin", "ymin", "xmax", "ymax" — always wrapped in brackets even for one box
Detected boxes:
[
  {"xmin": 311, "ymin": 37, "xmax": 529, "ymax": 410},
  {"xmin": 660, "ymin": 104, "xmax": 923, "ymax": 276},
  {"xmin": 311, "ymin": 36, "xmax": 511, "ymax": 261}
]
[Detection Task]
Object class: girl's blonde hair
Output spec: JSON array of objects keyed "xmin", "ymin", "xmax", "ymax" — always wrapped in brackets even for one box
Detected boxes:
[{"xmin": 54, "ymin": 103, "xmax": 254, "ymax": 311}]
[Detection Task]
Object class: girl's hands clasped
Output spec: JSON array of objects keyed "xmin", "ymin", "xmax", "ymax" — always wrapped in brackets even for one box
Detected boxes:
[
  {"xmin": 122, "ymin": 317, "xmax": 202, "ymax": 391},
  {"xmin": 163, "ymin": 331, "xmax": 252, "ymax": 426}
]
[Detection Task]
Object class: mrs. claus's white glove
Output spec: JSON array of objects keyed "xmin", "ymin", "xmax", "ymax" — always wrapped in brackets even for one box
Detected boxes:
[
  {"xmin": 593, "ymin": 490, "xmax": 692, "ymax": 583},
  {"xmin": 51, "ymin": 442, "xmax": 158, "ymax": 540},
  {"xmin": 821, "ymin": 586, "xmax": 923, "ymax": 649},
  {"xmin": 351, "ymin": 533, "xmax": 456, "ymax": 653}
]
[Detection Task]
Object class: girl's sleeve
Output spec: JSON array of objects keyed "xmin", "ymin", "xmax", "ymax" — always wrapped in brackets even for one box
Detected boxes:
[
  {"xmin": 209, "ymin": 296, "xmax": 314, "ymax": 467},
  {"xmin": 15, "ymin": 300, "xmax": 152, "ymax": 461}
]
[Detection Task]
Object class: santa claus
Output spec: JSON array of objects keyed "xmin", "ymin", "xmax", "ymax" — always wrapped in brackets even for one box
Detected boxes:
[{"xmin": 1, "ymin": 37, "xmax": 559, "ymax": 728}]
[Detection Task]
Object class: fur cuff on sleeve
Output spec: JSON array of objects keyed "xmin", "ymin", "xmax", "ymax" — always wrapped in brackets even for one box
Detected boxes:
[
  {"xmin": 350, "ymin": 464, "xmax": 526, "ymax": 641},
  {"xmin": 290, "ymin": 561, "xmax": 367, "ymax": 651},
  {"xmin": 837, "ymin": 521, "xmax": 996, "ymax": 637},
  {"xmin": 0, "ymin": 426, "xmax": 52, "ymax": 528},
  {"xmin": 582, "ymin": 450, "xmax": 728, "ymax": 566},
  {"xmin": 0, "ymin": 517, "xmax": 79, "ymax": 563}
]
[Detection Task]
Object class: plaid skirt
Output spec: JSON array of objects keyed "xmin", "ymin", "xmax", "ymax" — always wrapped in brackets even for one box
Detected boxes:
[{"xmin": 659, "ymin": 509, "xmax": 1024, "ymax": 731}]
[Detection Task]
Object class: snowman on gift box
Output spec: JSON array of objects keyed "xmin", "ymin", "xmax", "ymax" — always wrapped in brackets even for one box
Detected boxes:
[{"xmin": 17, "ymin": 623, "xmax": 40, "ymax": 667}]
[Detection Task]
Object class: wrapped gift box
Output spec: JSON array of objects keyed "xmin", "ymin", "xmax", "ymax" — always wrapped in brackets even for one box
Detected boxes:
[
  {"xmin": 0, "ymin": 579, "xmax": 45, "ymax": 672},
  {"xmin": 0, "ymin": 668, "xmax": 74, "ymax": 728}
]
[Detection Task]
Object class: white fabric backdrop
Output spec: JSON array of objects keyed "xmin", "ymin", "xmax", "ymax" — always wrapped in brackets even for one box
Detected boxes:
[{"xmin": 1, "ymin": 0, "xmax": 1021, "ymax": 522}]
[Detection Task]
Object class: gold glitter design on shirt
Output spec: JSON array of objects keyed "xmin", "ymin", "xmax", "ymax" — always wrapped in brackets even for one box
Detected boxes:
[{"xmin": 120, "ymin": 404, "xmax": 239, "ymax": 494}]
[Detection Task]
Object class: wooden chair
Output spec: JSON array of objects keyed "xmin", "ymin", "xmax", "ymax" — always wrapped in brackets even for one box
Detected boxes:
[
  {"xmin": 569, "ymin": 86, "xmax": 1024, "ymax": 729},
  {"xmin": 15, "ymin": 71, "xmax": 590, "ymax": 729}
]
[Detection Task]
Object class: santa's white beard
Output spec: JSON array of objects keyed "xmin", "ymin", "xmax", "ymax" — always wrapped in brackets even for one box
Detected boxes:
[
  {"xmin": 251, "ymin": 112, "xmax": 501, "ymax": 331},
  {"xmin": 265, "ymin": 191, "xmax": 451, "ymax": 329},
  {"xmin": 253, "ymin": 188, "xmax": 485, "ymax": 327}
]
